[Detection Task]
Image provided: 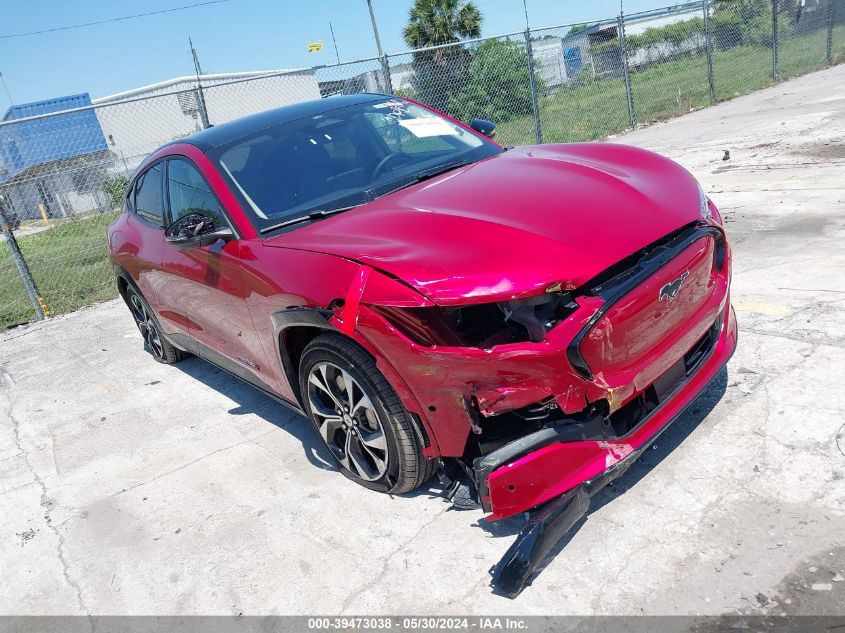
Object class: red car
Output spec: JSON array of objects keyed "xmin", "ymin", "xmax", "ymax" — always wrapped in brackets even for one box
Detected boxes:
[{"xmin": 108, "ymin": 94, "xmax": 736, "ymax": 596}]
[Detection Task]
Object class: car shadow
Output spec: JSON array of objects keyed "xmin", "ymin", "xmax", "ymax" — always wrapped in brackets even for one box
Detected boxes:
[
  {"xmin": 475, "ymin": 366, "xmax": 730, "ymax": 541},
  {"xmin": 174, "ymin": 356, "xmax": 338, "ymax": 472}
]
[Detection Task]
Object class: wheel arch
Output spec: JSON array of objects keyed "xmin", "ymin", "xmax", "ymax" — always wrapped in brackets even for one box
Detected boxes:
[
  {"xmin": 113, "ymin": 265, "xmax": 136, "ymax": 306},
  {"xmin": 272, "ymin": 307, "xmax": 437, "ymax": 455},
  {"xmin": 272, "ymin": 307, "xmax": 349, "ymax": 407}
]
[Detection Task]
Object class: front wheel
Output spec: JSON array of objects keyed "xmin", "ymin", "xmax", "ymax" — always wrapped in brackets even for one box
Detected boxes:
[{"xmin": 299, "ymin": 333, "xmax": 433, "ymax": 494}]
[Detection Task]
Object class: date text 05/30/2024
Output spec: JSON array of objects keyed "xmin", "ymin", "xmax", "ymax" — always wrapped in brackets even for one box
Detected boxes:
[{"xmin": 306, "ymin": 617, "xmax": 528, "ymax": 630}]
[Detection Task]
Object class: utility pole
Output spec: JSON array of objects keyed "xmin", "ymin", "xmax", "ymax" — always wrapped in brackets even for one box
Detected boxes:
[
  {"xmin": 0, "ymin": 71, "xmax": 13, "ymax": 105},
  {"xmin": 329, "ymin": 22, "xmax": 341, "ymax": 64},
  {"xmin": 189, "ymin": 37, "xmax": 211, "ymax": 129},
  {"xmin": 367, "ymin": 0, "xmax": 393, "ymax": 93}
]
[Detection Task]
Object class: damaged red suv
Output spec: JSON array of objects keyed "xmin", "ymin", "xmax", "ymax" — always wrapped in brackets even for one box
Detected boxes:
[{"xmin": 108, "ymin": 94, "xmax": 736, "ymax": 596}]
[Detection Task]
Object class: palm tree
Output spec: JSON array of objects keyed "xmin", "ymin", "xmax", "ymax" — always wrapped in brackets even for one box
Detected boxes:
[
  {"xmin": 402, "ymin": 0, "xmax": 483, "ymax": 113},
  {"xmin": 403, "ymin": 0, "xmax": 482, "ymax": 50}
]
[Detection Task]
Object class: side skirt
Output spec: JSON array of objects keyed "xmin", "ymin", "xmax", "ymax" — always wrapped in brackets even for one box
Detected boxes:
[{"xmin": 165, "ymin": 332, "xmax": 304, "ymax": 415}]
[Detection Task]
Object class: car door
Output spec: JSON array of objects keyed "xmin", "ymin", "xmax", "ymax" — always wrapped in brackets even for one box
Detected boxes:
[
  {"xmin": 119, "ymin": 162, "xmax": 167, "ymax": 316},
  {"xmin": 159, "ymin": 156, "xmax": 273, "ymax": 387}
]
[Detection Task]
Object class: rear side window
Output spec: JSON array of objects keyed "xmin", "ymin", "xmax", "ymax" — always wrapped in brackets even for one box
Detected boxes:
[
  {"xmin": 166, "ymin": 158, "xmax": 227, "ymax": 228},
  {"xmin": 133, "ymin": 164, "xmax": 165, "ymax": 226}
]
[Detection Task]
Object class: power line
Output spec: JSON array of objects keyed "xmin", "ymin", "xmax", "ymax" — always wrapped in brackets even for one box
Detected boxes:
[{"xmin": 0, "ymin": 0, "xmax": 232, "ymax": 40}]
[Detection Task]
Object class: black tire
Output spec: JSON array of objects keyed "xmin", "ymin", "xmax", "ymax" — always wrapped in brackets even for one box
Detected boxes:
[
  {"xmin": 299, "ymin": 333, "xmax": 434, "ymax": 494},
  {"xmin": 125, "ymin": 284, "xmax": 185, "ymax": 365}
]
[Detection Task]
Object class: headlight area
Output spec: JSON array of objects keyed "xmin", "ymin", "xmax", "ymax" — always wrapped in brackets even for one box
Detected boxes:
[
  {"xmin": 370, "ymin": 291, "xmax": 578, "ymax": 348},
  {"xmin": 698, "ymin": 181, "xmax": 725, "ymax": 226}
]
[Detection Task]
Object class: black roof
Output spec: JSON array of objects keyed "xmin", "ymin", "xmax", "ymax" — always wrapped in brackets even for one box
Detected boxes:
[{"xmin": 174, "ymin": 93, "xmax": 389, "ymax": 151}]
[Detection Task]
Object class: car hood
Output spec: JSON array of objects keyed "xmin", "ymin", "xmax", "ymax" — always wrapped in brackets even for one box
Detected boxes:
[{"xmin": 263, "ymin": 143, "xmax": 704, "ymax": 305}]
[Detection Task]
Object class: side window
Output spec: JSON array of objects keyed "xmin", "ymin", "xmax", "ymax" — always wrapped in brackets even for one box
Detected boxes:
[
  {"xmin": 167, "ymin": 158, "xmax": 227, "ymax": 228},
  {"xmin": 133, "ymin": 164, "xmax": 165, "ymax": 226}
]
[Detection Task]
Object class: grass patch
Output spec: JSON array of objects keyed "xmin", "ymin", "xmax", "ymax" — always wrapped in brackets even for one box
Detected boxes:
[
  {"xmin": 495, "ymin": 24, "xmax": 845, "ymax": 146},
  {"xmin": 1, "ymin": 212, "xmax": 118, "ymax": 330}
]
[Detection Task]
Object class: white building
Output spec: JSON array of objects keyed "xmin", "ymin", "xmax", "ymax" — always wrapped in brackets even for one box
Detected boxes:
[
  {"xmin": 532, "ymin": 38, "xmax": 575, "ymax": 88},
  {"xmin": 320, "ymin": 63, "xmax": 415, "ymax": 97},
  {"xmin": 92, "ymin": 69, "xmax": 322, "ymax": 171}
]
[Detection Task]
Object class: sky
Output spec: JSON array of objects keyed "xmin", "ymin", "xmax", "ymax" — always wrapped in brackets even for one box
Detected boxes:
[{"xmin": 0, "ymin": 0, "xmax": 670, "ymax": 112}]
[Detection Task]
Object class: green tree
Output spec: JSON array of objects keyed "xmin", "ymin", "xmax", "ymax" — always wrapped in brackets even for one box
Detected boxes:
[
  {"xmin": 403, "ymin": 0, "xmax": 482, "ymax": 49},
  {"xmin": 403, "ymin": 0, "xmax": 483, "ymax": 113},
  {"xmin": 448, "ymin": 39, "xmax": 543, "ymax": 125},
  {"xmin": 711, "ymin": 0, "xmax": 777, "ymax": 49}
]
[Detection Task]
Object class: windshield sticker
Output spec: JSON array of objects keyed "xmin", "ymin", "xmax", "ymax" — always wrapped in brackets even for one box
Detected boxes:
[
  {"xmin": 376, "ymin": 100, "xmax": 408, "ymax": 124},
  {"xmin": 372, "ymin": 100, "xmax": 405, "ymax": 109},
  {"xmin": 398, "ymin": 118, "xmax": 459, "ymax": 138}
]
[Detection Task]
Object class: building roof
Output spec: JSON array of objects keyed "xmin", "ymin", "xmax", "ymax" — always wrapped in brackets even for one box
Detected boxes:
[
  {"xmin": 92, "ymin": 69, "xmax": 311, "ymax": 105},
  {"xmin": 0, "ymin": 93, "xmax": 108, "ymax": 183},
  {"xmin": 174, "ymin": 93, "xmax": 388, "ymax": 151},
  {"xmin": 3, "ymin": 93, "xmax": 90, "ymax": 122}
]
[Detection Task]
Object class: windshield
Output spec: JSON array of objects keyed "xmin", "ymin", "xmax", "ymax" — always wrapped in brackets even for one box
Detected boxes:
[{"xmin": 212, "ymin": 98, "xmax": 502, "ymax": 234}]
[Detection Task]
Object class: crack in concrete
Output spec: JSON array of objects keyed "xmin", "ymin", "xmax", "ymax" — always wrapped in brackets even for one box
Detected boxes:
[
  {"xmin": 114, "ymin": 428, "xmax": 279, "ymax": 497},
  {"xmin": 1, "ymin": 367, "xmax": 92, "ymax": 621},
  {"xmin": 339, "ymin": 506, "xmax": 449, "ymax": 613}
]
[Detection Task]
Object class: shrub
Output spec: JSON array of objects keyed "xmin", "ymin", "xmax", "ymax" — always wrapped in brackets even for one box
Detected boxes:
[
  {"xmin": 576, "ymin": 64, "xmax": 598, "ymax": 86},
  {"xmin": 711, "ymin": 0, "xmax": 777, "ymax": 49},
  {"xmin": 101, "ymin": 175, "xmax": 130, "ymax": 210},
  {"xmin": 448, "ymin": 39, "xmax": 544, "ymax": 124}
]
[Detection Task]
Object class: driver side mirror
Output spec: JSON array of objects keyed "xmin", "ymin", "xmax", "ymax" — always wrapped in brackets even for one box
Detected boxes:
[
  {"xmin": 469, "ymin": 118, "xmax": 496, "ymax": 138},
  {"xmin": 165, "ymin": 212, "xmax": 233, "ymax": 250}
]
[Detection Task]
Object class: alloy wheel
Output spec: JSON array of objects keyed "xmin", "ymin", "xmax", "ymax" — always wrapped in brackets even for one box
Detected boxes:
[
  {"xmin": 306, "ymin": 361, "xmax": 389, "ymax": 482},
  {"xmin": 129, "ymin": 292, "xmax": 164, "ymax": 360}
]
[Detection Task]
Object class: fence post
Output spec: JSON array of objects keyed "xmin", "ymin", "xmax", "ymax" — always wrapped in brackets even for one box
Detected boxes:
[
  {"xmin": 196, "ymin": 85, "xmax": 211, "ymax": 129},
  {"xmin": 0, "ymin": 220, "xmax": 46, "ymax": 321},
  {"xmin": 828, "ymin": 0, "xmax": 835, "ymax": 64},
  {"xmin": 618, "ymin": 13, "xmax": 637, "ymax": 129},
  {"xmin": 771, "ymin": 0, "xmax": 779, "ymax": 81},
  {"xmin": 703, "ymin": 0, "xmax": 716, "ymax": 104},
  {"xmin": 524, "ymin": 29, "xmax": 543, "ymax": 144},
  {"xmin": 380, "ymin": 55, "xmax": 394, "ymax": 94}
]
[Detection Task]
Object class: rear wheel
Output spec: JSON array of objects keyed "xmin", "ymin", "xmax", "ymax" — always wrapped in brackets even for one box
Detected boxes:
[
  {"xmin": 299, "ymin": 333, "xmax": 434, "ymax": 494},
  {"xmin": 125, "ymin": 285, "xmax": 185, "ymax": 365}
]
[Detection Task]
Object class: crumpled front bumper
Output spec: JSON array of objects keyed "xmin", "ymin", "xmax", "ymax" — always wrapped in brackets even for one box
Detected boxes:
[
  {"xmin": 480, "ymin": 299, "xmax": 737, "ymax": 522},
  {"xmin": 488, "ymin": 300, "xmax": 737, "ymax": 597}
]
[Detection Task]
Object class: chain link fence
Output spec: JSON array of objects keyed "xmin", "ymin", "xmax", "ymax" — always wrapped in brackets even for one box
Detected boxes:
[{"xmin": 2, "ymin": 0, "xmax": 844, "ymax": 330}]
